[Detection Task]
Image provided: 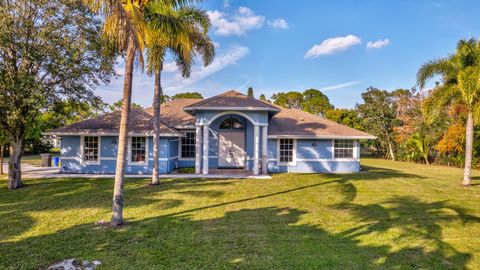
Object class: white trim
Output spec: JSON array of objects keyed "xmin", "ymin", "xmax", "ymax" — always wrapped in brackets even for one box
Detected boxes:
[
  {"xmin": 45, "ymin": 131, "xmax": 185, "ymax": 137},
  {"xmin": 332, "ymin": 139, "xmax": 357, "ymax": 160},
  {"xmin": 202, "ymin": 125, "xmax": 209, "ymax": 174},
  {"xmin": 261, "ymin": 126, "xmax": 268, "ymax": 174},
  {"xmin": 175, "ymin": 125, "xmax": 196, "ymax": 129},
  {"xmin": 296, "ymin": 158, "xmax": 358, "ymax": 162},
  {"xmin": 253, "ymin": 125, "xmax": 260, "ymax": 175},
  {"xmin": 178, "ymin": 130, "xmax": 196, "ymax": 160},
  {"xmin": 268, "ymin": 135, "xmax": 376, "ymax": 139},
  {"xmin": 195, "ymin": 125, "xmax": 202, "ymax": 174},
  {"xmin": 100, "ymin": 157, "xmax": 116, "ymax": 161},
  {"xmin": 204, "ymin": 111, "xmax": 266, "ymax": 126},
  {"xmin": 277, "ymin": 138, "xmax": 297, "ymax": 166},
  {"xmin": 185, "ymin": 106, "xmax": 279, "ymax": 112},
  {"xmin": 127, "ymin": 136, "xmax": 149, "ymax": 166},
  {"xmin": 80, "ymin": 135, "xmax": 101, "ymax": 165},
  {"xmin": 148, "ymin": 156, "xmax": 179, "ymax": 161}
]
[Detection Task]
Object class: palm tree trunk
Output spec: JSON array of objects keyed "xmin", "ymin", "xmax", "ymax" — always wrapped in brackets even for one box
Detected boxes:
[
  {"xmin": 112, "ymin": 36, "xmax": 135, "ymax": 226},
  {"xmin": 151, "ymin": 65, "xmax": 163, "ymax": 185},
  {"xmin": 0, "ymin": 143, "xmax": 4, "ymax": 175},
  {"xmin": 462, "ymin": 110, "xmax": 474, "ymax": 186},
  {"xmin": 8, "ymin": 138, "xmax": 23, "ymax": 189}
]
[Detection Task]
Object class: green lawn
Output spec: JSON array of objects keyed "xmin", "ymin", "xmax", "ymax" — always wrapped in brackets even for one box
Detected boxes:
[{"xmin": 1, "ymin": 159, "xmax": 480, "ymax": 269}]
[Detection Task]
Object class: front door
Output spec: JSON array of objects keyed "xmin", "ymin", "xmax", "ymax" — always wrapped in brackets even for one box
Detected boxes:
[{"xmin": 219, "ymin": 131, "xmax": 245, "ymax": 168}]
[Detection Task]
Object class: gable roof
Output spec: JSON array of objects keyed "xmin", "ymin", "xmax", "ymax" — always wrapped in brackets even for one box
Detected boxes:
[
  {"xmin": 46, "ymin": 91, "xmax": 375, "ymax": 139},
  {"xmin": 46, "ymin": 107, "xmax": 184, "ymax": 136},
  {"xmin": 268, "ymin": 106, "xmax": 375, "ymax": 139},
  {"xmin": 184, "ymin": 90, "xmax": 280, "ymax": 112},
  {"xmin": 144, "ymin": 98, "xmax": 197, "ymax": 128}
]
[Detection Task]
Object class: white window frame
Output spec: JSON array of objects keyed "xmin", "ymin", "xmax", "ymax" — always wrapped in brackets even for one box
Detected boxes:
[
  {"xmin": 128, "ymin": 136, "xmax": 149, "ymax": 165},
  {"xmin": 179, "ymin": 130, "xmax": 196, "ymax": 160},
  {"xmin": 277, "ymin": 138, "xmax": 296, "ymax": 166},
  {"xmin": 332, "ymin": 139, "xmax": 357, "ymax": 160},
  {"xmin": 80, "ymin": 135, "xmax": 101, "ymax": 165}
]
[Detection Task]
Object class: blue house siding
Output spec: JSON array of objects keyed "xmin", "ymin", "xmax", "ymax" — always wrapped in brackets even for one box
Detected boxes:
[
  {"xmin": 267, "ymin": 138, "xmax": 360, "ymax": 173},
  {"xmin": 59, "ymin": 133, "xmax": 361, "ymax": 174},
  {"xmin": 60, "ymin": 135, "xmax": 176, "ymax": 174}
]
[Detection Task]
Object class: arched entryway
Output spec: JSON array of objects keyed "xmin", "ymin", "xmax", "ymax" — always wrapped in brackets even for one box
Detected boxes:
[{"xmin": 218, "ymin": 116, "xmax": 245, "ymax": 168}]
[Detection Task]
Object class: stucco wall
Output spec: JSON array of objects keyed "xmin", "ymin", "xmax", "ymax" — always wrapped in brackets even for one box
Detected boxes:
[
  {"xmin": 267, "ymin": 138, "xmax": 360, "ymax": 173},
  {"xmin": 60, "ymin": 135, "xmax": 361, "ymax": 174},
  {"xmin": 60, "ymin": 135, "xmax": 175, "ymax": 174}
]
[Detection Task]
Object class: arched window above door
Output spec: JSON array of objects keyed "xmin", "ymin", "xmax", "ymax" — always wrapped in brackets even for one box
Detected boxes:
[{"xmin": 220, "ymin": 116, "xmax": 244, "ymax": 129}]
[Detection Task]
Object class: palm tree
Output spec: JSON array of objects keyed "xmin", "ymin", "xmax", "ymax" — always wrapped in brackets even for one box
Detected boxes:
[
  {"xmin": 417, "ymin": 38, "xmax": 480, "ymax": 186},
  {"xmin": 85, "ymin": 0, "xmax": 200, "ymax": 226},
  {"xmin": 145, "ymin": 4, "xmax": 214, "ymax": 185}
]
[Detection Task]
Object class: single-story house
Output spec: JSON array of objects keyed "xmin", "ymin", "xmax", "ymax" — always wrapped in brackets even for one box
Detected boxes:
[{"xmin": 46, "ymin": 90, "xmax": 375, "ymax": 175}]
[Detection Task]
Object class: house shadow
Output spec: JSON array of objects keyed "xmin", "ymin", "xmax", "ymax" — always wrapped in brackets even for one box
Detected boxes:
[{"xmin": 0, "ymin": 206, "xmax": 473, "ymax": 269}]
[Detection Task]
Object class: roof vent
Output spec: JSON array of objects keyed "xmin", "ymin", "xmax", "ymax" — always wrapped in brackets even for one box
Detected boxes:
[{"xmin": 300, "ymin": 117, "xmax": 304, "ymax": 121}]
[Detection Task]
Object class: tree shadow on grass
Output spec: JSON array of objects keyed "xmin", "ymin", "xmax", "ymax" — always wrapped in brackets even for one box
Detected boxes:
[
  {"xmin": 0, "ymin": 206, "xmax": 473, "ymax": 269},
  {"xmin": 0, "ymin": 177, "xmax": 235, "ymax": 243}
]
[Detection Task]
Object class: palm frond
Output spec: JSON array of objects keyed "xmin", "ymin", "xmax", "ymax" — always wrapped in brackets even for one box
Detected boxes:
[
  {"xmin": 416, "ymin": 57, "xmax": 456, "ymax": 88},
  {"xmin": 422, "ymin": 84, "xmax": 460, "ymax": 122}
]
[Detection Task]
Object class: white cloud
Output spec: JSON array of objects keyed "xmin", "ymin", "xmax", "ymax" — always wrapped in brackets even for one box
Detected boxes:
[
  {"xmin": 223, "ymin": 0, "xmax": 230, "ymax": 8},
  {"xmin": 207, "ymin": 7, "xmax": 265, "ymax": 36},
  {"xmin": 268, "ymin": 18, "xmax": 289, "ymax": 30},
  {"xmin": 319, "ymin": 81, "xmax": 360, "ymax": 91},
  {"xmin": 164, "ymin": 45, "xmax": 250, "ymax": 91},
  {"xmin": 366, "ymin": 38, "xmax": 391, "ymax": 49},
  {"xmin": 304, "ymin": 35, "xmax": 361, "ymax": 58},
  {"xmin": 163, "ymin": 62, "xmax": 178, "ymax": 72}
]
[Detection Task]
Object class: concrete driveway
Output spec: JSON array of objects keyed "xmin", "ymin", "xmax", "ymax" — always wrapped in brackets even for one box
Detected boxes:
[
  {"xmin": 1, "ymin": 163, "xmax": 270, "ymax": 179},
  {"xmin": 2, "ymin": 163, "xmax": 60, "ymax": 179}
]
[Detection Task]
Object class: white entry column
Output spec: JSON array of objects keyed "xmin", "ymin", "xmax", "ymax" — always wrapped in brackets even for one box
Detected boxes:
[
  {"xmin": 253, "ymin": 125, "xmax": 260, "ymax": 175},
  {"xmin": 195, "ymin": 125, "xmax": 202, "ymax": 174},
  {"xmin": 261, "ymin": 126, "xmax": 268, "ymax": 174},
  {"xmin": 202, "ymin": 125, "xmax": 209, "ymax": 175}
]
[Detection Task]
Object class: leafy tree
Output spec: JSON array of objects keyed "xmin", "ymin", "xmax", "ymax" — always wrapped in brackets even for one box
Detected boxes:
[
  {"xmin": 272, "ymin": 89, "xmax": 334, "ymax": 116},
  {"xmin": 325, "ymin": 109, "xmax": 363, "ymax": 130},
  {"xmin": 259, "ymin": 94, "xmax": 267, "ymax": 101},
  {"xmin": 247, "ymin": 87, "xmax": 254, "ymax": 98},
  {"xmin": 109, "ymin": 100, "xmax": 143, "ymax": 112},
  {"xmin": 302, "ymin": 89, "xmax": 334, "ymax": 116},
  {"xmin": 437, "ymin": 122, "xmax": 466, "ymax": 166},
  {"xmin": 161, "ymin": 94, "xmax": 172, "ymax": 103},
  {"xmin": 0, "ymin": 0, "xmax": 116, "ymax": 189},
  {"xmin": 171, "ymin": 92, "xmax": 204, "ymax": 100},
  {"xmin": 145, "ymin": 1, "xmax": 214, "ymax": 185},
  {"xmin": 272, "ymin": 91, "xmax": 304, "ymax": 109},
  {"xmin": 356, "ymin": 87, "xmax": 400, "ymax": 160},
  {"xmin": 417, "ymin": 38, "xmax": 480, "ymax": 186}
]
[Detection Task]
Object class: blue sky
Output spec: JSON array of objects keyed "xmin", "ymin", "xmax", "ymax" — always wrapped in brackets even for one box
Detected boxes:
[{"xmin": 96, "ymin": 0, "xmax": 480, "ymax": 108}]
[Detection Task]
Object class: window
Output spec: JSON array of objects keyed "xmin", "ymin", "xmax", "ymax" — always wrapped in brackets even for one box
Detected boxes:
[
  {"xmin": 279, "ymin": 138, "xmax": 294, "ymax": 164},
  {"xmin": 131, "ymin": 137, "xmax": 146, "ymax": 163},
  {"xmin": 334, "ymin": 139, "xmax": 354, "ymax": 159},
  {"xmin": 220, "ymin": 117, "xmax": 244, "ymax": 129},
  {"xmin": 181, "ymin": 132, "xmax": 196, "ymax": 159},
  {"xmin": 83, "ymin": 136, "xmax": 99, "ymax": 163}
]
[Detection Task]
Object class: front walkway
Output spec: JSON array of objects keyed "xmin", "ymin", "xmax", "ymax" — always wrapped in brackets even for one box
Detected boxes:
[{"xmin": 1, "ymin": 163, "xmax": 271, "ymax": 179}]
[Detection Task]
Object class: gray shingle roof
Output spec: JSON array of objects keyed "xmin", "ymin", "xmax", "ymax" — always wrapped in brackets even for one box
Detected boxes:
[
  {"xmin": 47, "ymin": 92, "xmax": 375, "ymax": 139},
  {"xmin": 144, "ymin": 98, "xmax": 197, "ymax": 128},
  {"xmin": 268, "ymin": 107, "xmax": 375, "ymax": 139},
  {"xmin": 184, "ymin": 90, "xmax": 280, "ymax": 112},
  {"xmin": 46, "ymin": 107, "xmax": 183, "ymax": 136}
]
